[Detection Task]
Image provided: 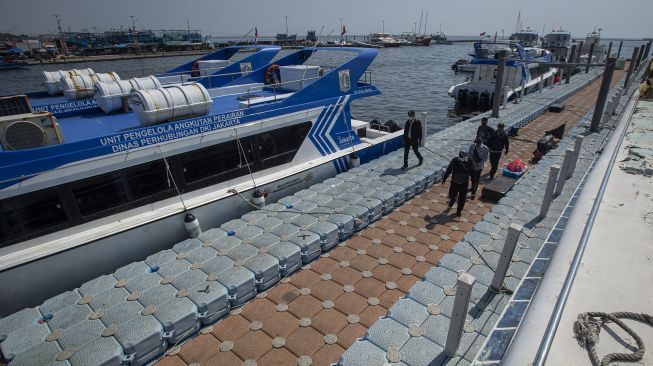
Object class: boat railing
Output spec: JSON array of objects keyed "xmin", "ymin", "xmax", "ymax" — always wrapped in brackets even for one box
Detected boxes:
[{"xmin": 243, "ymin": 75, "xmax": 323, "ymax": 107}]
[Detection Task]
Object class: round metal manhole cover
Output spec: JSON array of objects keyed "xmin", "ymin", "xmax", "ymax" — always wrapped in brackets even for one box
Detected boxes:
[
  {"xmin": 297, "ymin": 356, "xmax": 312, "ymax": 366},
  {"xmin": 298, "ymin": 318, "xmax": 312, "ymax": 327},
  {"xmin": 443, "ymin": 287, "xmax": 456, "ymax": 296},
  {"xmin": 408, "ymin": 324, "xmax": 423, "ymax": 337},
  {"xmin": 219, "ymin": 341, "xmax": 234, "ymax": 352},
  {"xmin": 386, "ymin": 348, "xmax": 402, "ymax": 363},
  {"xmin": 272, "ymin": 337, "xmax": 285, "ymax": 348},
  {"xmin": 200, "ymin": 326, "xmax": 214, "ymax": 334},
  {"xmin": 427, "ymin": 303, "xmax": 441, "ymax": 315},
  {"xmin": 4, "ymin": 121, "xmax": 45, "ymax": 150},
  {"xmin": 367, "ymin": 297, "xmax": 379, "ymax": 306},
  {"xmin": 347, "ymin": 314, "xmax": 360, "ymax": 324},
  {"xmin": 249, "ymin": 321, "xmax": 263, "ymax": 331},
  {"xmin": 463, "ymin": 321, "xmax": 476, "ymax": 333}
]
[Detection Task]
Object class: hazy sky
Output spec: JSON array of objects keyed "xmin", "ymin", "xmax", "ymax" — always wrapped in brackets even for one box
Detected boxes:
[{"xmin": 1, "ymin": 0, "xmax": 651, "ymax": 39}]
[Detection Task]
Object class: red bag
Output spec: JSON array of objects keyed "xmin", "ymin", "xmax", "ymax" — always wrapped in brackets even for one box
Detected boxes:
[{"xmin": 506, "ymin": 159, "xmax": 526, "ymax": 172}]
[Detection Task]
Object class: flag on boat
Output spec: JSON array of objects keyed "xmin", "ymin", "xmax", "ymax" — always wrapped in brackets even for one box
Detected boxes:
[
  {"xmin": 254, "ymin": 27, "xmax": 258, "ymax": 44},
  {"xmin": 480, "ymin": 31, "xmax": 486, "ymax": 36},
  {"xmin": 340, "ymin": 25, "xmax": 346, "ymax": 46}
]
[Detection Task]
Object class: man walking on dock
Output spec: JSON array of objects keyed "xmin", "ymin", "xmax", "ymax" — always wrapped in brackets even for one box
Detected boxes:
[
  {"xmin": 402, "ymin": 110, "xmax": 423, "ymax": 169},
  {"xmin": 487, "ymin": 122, "xmax": 509, "ymax": 179},
  {"xmin": 467, "ymin": 137, "xmax": 488, "ymax": 199},
  {"xmin": 443, "ymin": 150, "xmax": 473, "ymax": 217},
  {"xmin": 477, "ymin": 117, "xmax": 495, "ymax": 145}
]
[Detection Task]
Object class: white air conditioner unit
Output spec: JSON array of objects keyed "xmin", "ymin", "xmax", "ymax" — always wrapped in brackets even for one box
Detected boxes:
[{"xmin": 0, "ymin": 112, "xmax": 64, "ymax": 150}]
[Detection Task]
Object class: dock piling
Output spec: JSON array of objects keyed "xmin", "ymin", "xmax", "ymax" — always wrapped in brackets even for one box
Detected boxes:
[
  {"xmin": 645, "ymin": 41, "xmax": 652, "ymax": 61},
  {"xmin": 421, "ymin": 112, "xmax": 428, "ymax": 147},
  {"xmin": 576, "ymin": 41, "xmax": 584, "ymax": 65},
  {"xmin": 491, "ymin": 51, "xmax": 507, "ymax": 118},
  {"xmin": 540, "ymin": 166, "xmax": 560, "ymax": 218},
  {"xmin": 606, "ymin": 42, "xmax": 613, "ymax": 58},
  {"xmin": 616, "ymin": 41, "xmax": 623, "ymax": 59},
  {"xmin": 444, "ymin": 272, "xmax": 476, "ymax": 357},
  {"xmin": 635, "ymin": 46, "xmax": 645, "ymax": 70},
  {"xmin": 566, "ymin": 45, "xmax": 577, "ymax": 84},
  {"xmin": 490, "ymin": 223, "xmax": 523, "ymax": 292},
  {"xmin": 624, "ymin": 47, "xmax": 639, "ymax": 90},
  {"xmin": 590, "ymin": 57, "xmax": 616, "ymax": 132},
  {"xmin": 567, "ymin": 136, "xmax": 584, "ymax": 178},
  {"xmin": 555, "ymin": 149, "xmax": 575, "ymax": 196},
  {"xmin": 585, "ymin": 43, "xmax": 595, "ymax": 74}
]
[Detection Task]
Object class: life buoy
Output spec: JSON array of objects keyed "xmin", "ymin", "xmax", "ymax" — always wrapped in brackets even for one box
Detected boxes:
[
  {"xmin": 264, "ymin": 64, "xmax": 281, "ymax": 85},
  {"xmin": 191, "ymin": 61, "xmax": 200, "ymax": 77}
]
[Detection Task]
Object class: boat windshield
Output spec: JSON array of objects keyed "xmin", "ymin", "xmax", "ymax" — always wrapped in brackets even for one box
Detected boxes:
[{"xmin": 474, "ymin": 43, "xmax": 521, "ymax": 59}]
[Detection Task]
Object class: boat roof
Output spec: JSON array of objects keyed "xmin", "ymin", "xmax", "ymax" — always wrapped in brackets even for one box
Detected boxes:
[{"xmin": 0, "ymin": 47, "xmax": 380, "ymax": 188}]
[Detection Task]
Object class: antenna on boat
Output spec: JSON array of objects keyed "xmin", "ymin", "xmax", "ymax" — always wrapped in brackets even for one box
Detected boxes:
[{"xmin": 231, "ymin": 28, "xmax": 255, "ymax": 47}]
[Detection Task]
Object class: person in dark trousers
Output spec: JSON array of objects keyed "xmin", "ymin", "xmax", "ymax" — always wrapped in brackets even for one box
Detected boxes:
[
  {"xmin": 467, "ymin": 137, "xmax": 489, "ymax": 200},
  {"xmin": 487, "ymin": 122, "xmax": 510, "ymax": 179},
  {"xmin": 477, "ymin": 117, "xmax": 495, "ymax": 145},
  {"xmin": 443, "ymin": 150, "xmax": 473, "ymax": 217},
  {"xmin": 402, "ymin": 110, "xmax": 423, "ymax": 169}
]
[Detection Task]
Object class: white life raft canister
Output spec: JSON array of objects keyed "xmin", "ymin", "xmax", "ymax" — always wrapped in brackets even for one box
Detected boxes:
[
  {"xmin": 128, "ymin": 83, "xmax": 213, "ymax": 126},
  {"xmin": 42, "ymin": 68, "xmax": 95, "ymax": 96},
  {"xmin": 60, "ymin": 72, "xmax": 121, "ymax": 100},
  {"xmin": 94, "ymin": 76, "xmax": 161, "ymax": 113}
]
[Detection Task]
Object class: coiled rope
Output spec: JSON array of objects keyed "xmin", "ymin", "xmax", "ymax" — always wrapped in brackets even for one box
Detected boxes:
[{"xmin": 574, "ymin": 311, "xmax": 653, "ymax": 366}]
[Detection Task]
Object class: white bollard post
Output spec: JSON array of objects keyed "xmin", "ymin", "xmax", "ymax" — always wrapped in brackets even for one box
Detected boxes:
[
  {"xmin": 567, "ymin": 136, "xmax": 584, "ymax": 179},
  {"xmin": 502, "ymin": 86, "xmax": 509, "ymax": 109},
  {"xmin": 539, "ymin": 75, "xmax": 544, "ymax": 93},
  {"xmin": 445, "ymin": 272, "xmax": 476, "ymax": 357},
  {"xmin": 490, "ymin": 224, "xmax": 523, "ymax": 292},
  {"xmin": 539, "ymin": 166, "xmax": 560, "ymax": 218},
  {"xmin": 520, "ymin": 80, "xmax": 526, "ymax": 101},
  {"xmin": 555, "ymin": 149, "xmax": 575, "ymax": 196},
  {"xmin": 420, "ymin": 111, "xmax": 428, "ymax": 147}
]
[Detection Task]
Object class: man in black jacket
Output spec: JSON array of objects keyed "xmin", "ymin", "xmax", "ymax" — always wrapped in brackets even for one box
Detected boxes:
[
  {"xmin": 402, "ymin": 110, "xmax": 423, "ymax": 169},
  {"xmin": 442, "ymin": 150, "xmax": 472, "ymax": 217},
  {"xmin": 477, "ymin": 117, "xmax": 495, "ymax": 145},
  {"xmin": 487, "ymin": 122, "xmax": 510, "ymax": 179}
]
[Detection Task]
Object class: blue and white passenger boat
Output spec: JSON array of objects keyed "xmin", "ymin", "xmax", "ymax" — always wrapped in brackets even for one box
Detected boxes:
[
  {"xmin": 0, "ymin": 47, "xmax": 405, "ymax": 315},
  {"xmin": 28, "ymin": 45, "xmax": 281, "ymax": 118},
  {"xmin": 448, "ymin": 42, "xmax": 557, "ymax": 107}
]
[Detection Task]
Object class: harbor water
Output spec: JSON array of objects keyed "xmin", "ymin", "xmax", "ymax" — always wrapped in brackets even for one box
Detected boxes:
[{"xmin": 0, "ymin": 40, "xmax": 644, "ymax": 132}]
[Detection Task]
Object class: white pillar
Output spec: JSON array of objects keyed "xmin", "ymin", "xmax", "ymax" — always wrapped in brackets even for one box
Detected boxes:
[
  {"xmin": 444, "ymin": 272, "xmax": 476, "ymax": 357},
  {"xmin": 490, "ymin": 224, "xmax": 523, "ymax": 292},
  {"xmin": 555, "ymin": 149, "xmax": 575, "ymax": 196},
  {"xmin": 539, "ymin": 166, "xmax": 560, "ymax": 218},
  {"xmin": 420, "ymin": 111, "xmax": 428, "ymax": 147},
  {"xmin": 567, "ymin": 136, "xmax": 584, "ymax": 179}
]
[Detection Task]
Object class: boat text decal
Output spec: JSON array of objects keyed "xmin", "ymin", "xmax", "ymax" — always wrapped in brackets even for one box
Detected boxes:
[
  {"xmin": 32, "ymin": 99, "xmax": 98, "ymax": 114},
  {"xmin": 100, "ymin": 110, "xmax": 245, "ymax": 152}
]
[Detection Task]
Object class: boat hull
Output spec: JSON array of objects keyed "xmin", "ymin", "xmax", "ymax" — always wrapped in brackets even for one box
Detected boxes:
[{"xmin": 0, "ymin": 133, "xmax": 403, "ymax": 316}]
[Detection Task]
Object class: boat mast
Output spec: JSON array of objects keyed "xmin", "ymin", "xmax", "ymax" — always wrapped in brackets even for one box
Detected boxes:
[
  {"xmin": 284, "ymin": 16, "xmax": 289, "ymax": 35},
  {"xmin": 418, "ymin": 11, "xmax": 423, "ymax": 35},
  {"xmin": 423, "ymin": 11, "xmax": 429, "ymax": 35}
]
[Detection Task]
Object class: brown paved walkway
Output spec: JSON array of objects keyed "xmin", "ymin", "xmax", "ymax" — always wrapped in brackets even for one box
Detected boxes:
[{"xmin": 156, "ymin": 69, "xmax": 625, "ymax": 366}]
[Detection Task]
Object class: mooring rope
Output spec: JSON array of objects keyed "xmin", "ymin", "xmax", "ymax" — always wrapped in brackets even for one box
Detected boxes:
[{"xmin": 574, "ymin": 311, "xmax": 653, "ymax": 366}]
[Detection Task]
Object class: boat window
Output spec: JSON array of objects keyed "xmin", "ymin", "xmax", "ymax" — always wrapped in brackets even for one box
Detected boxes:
[
  {"xmin": 1, "ymin": 189, "xmax": 68, "ymax": 239},
  {"xmin": 72, "ymin": 173, "xmax": 129, "ymax": 217},
  {"xmin": 257, "ymin": 122, "xmax": 312, "ymax": 169},
  {"xmin": 126, "ymin": 161, "xmax": 170, "ymax": 199},
  {"xmin": 181, "ymin": 138, "xmax": 255, "ymax": 185}
]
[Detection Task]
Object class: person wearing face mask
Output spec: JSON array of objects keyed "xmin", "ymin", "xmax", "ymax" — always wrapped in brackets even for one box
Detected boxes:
[
  {"xmin": 487, "ymin": 122, "xmax": 510, "ymax": 179},
  {"xmin": 402, "ymin": 110, "xmax": 423, "ymax": 169},
  {"xmin": 477, "ymin": 117, "xmax": 495, "ymax": 145},
  {"xmin": 442, "ymin": 150, "xmax": 473, "ymax": 217},
  {"xmin": 467, "ymin": 136, "xmax": 489, "ymax": 200}
]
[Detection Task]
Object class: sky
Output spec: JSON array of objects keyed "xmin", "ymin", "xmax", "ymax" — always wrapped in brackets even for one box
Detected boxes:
[{"xmin": 1, "ymin": 0, "xmax": 652, "ymax": 39}]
